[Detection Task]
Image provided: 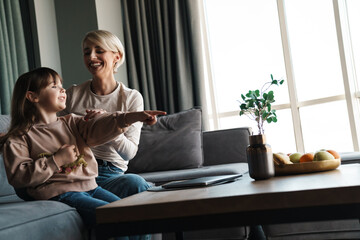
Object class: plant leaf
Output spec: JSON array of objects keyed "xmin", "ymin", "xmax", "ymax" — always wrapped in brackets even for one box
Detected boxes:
[
  {"xmin": 268, "ymin": 91, "xmax": 274, "ymax": 101},
  {"xmin": 263, "ymin": 92, "xmax": 268, "ymax": 100}
]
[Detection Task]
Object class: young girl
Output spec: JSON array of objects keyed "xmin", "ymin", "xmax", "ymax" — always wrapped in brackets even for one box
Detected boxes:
[{"xmin": 0, "ymin": 67, "xmax": 165, "ymax": 228}]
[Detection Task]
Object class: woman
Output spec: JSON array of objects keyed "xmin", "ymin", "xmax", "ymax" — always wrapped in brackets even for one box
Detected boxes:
[{"xmin": 62, "ymin": 30, "xmax": 151, "ymax": 199}]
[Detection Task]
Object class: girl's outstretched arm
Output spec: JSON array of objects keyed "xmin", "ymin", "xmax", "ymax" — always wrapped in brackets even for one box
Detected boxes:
[
  {"xmin": 75, "ymin": 110, "xmax": 166, "ymax": 147},
  {"xmin": 124, "ymin": 111, "xmax": 167, "ymax": 126}
]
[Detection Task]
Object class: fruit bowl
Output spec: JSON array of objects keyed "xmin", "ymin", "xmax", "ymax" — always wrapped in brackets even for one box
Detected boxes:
[{"xmin": 275, "ymin": 158, "xmax": 341, "ymax": 175}]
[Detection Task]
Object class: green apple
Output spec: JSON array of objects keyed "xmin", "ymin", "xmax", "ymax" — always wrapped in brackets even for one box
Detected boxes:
[
  {"xmin": 314, "ymin": 149, "xmax": 327, "ymax": 154},
  {"xmin": 289, "ymin": 152, "xmax": 302, "ymax": 163},
  {"xmin": 313, "ymin": 151, "xmax": 335, "ymax": 161}
]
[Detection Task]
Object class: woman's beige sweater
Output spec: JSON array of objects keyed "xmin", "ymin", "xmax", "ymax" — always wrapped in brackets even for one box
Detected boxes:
[{"xmin": 3, "ymin": 112, "xmax": 128, "ymax": 200}]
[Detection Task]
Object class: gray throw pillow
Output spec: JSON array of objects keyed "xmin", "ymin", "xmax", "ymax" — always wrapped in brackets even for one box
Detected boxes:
[
  {"xmin": 0, "ymin": 115, "xmax": 10, "ymax": 133},
  {"xmin": 127, "ymin": 108, "xmax": 203, "ymax": 173},
  {"xmin": 0, "ymin": 115, "xmax": 18, "ymax": 200}
]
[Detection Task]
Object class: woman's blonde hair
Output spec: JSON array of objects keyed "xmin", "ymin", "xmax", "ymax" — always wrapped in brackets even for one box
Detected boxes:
[
  {"xmin": 0, "ymin": 67, "xmax": 62, "ymax": 148},
  {"xmin": 82, "ymin": 30, "xmax": 125, "ymax": 73}
]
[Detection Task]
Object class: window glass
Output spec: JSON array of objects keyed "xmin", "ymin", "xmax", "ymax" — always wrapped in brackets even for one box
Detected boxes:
[
  {"xmin": 205, "ymin": 0, "xmax": 288, "ymax": 116},
  {"xmin": 219, "ymin": 109, "xmax": 296, "ymax": 153},
  {"xmin": 300, "ymin": 100, "xmax": 353, "ymax": 152},
  {"xmin": 347, "ymin": 0, "xmax": 360, "ymax": 90},
  {"xmin": 284, "ymin": 0, "xmax": 345, "ymax": 101},
  {"xmin": 264, "ymin": 109, "xmax": 296, "ymax": 154}
]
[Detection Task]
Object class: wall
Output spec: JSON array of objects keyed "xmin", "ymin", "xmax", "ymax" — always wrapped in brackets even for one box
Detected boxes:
[
  {"xmin": 95, "ymin": 0, "xmax": 128, "ymax": 86},
  {"xmin": 32, "ymin": 0, "xmax": 128, "ymax": 88},
  {"xmin": 54, "ymin": 0, "xmax": 98, "ymax": 88},
  {"xmin": 32, "ymin": 0, "xmax": 62, "ymax": 76}
]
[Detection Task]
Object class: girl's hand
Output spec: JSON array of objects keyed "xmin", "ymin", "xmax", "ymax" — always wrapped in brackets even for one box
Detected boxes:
[
  {"xmin": 54, "ymin": 144, "xmax": 78, "ymax": 164},
  {"xmin": 125, "ymin": 111, "xmax": 166, "ymax": 126},
  {"xmin": 142, "ymin": 110, "xmax": 167, "ymax": 125},
  {"xmin": 84, "ymin": 109, "xmax": 107, "ymax": 121}
]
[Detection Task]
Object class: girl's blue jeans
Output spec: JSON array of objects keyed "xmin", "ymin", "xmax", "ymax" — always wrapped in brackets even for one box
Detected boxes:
[{"xmin": 50, "ymin": 186, "xmax": 120, "ymax": 227}]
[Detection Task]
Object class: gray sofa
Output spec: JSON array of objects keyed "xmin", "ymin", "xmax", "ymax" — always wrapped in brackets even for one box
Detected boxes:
[{"xmin": 1, "ymin": 108, "xmax": 360, "ymax": 240}]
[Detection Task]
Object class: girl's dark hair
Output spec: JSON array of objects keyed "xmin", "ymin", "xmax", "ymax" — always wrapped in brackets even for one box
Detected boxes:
[{"xmin": 0, "ymin": 67, "xmax": 61, "ymax": 148}]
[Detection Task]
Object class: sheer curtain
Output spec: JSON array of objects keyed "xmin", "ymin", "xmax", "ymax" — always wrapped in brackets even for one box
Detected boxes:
[
  {"xmin": 122, "ymin": 0, "xmax": 209, "ymax": 127},
  {"xmin": 0, "ymin": 0, "xmax": 28, "ymax": 114}
]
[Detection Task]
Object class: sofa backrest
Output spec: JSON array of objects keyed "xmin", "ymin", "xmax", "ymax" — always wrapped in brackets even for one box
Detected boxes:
[
  {"xmin": 203, "ymin": 127, "xmax": 252, "ymax": 166},
  {"xmin": 0, "ymin": 115, "xmax": 22, "ymax": 203}
]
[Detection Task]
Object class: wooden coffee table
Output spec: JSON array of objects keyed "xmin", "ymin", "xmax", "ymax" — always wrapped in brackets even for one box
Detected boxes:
[{"xmin": 96, "ymin": 164, "xmax": 360, "ymax": 239}]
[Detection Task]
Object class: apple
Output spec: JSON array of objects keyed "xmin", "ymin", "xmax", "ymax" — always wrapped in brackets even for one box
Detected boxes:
[
  {"xmin": 289, "ymin": 152, "xmax": 302, "ymax": 163},
  {"xmin": 313, "ymin": 151, "xmax": 335, "ymax": 161},
  {"xmin": 314, "ymin": 149, "xmax": 327, "ymax": 154}
]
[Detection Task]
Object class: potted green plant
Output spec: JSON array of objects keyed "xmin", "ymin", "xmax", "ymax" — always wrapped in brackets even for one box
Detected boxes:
[
  {"xmin": 238, "ymin": 74, "xmax": 284, "ymax": 135},
  {"xmin": 238, "ymin": 74, "xmax": 284, "ymax": 180}
]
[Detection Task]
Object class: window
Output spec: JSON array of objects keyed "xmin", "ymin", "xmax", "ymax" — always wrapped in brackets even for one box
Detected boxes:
[
  {"xmin": 204, "ymin": 0, "xmax": 360, "ymax": 153},
  {"xmin": 347, "ymin": 0, "xmax": 360, "ymax": 90}
]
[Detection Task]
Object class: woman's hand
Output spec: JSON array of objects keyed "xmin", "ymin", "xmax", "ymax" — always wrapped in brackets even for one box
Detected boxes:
[
  {"xmin": 84, "ymin": 109, "xmax": 107, "ymax": 121},
  {"xmin": 125, "ymin": 111, "xmax": 166, "ymax": 126}
]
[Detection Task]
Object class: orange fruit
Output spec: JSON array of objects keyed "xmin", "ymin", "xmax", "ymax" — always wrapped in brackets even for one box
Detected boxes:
[
  {"xmin": 299, "ymin": 153, "xmax": 314, "ymax": 163},
  {"xmin": 326, "ymin": 150, "xmax": 340, "ymax": 159}
]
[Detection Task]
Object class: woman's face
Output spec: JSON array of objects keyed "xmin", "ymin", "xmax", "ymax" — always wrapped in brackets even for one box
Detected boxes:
[{"xmin": 82, "ymin": 40, "xmax": 120, "ymax": 78}]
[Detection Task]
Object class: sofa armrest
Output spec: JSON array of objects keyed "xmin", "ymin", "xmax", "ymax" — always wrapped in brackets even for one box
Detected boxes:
[
  {"xmin": 340, "ymin": 152, "xmax": 360, "ymax": 164},
  {"xmin": 203, "ymin": 127, "xmax": 252, "ymax": 166}
]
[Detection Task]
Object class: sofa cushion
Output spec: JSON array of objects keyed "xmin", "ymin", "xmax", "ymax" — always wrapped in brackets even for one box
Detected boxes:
[
  {"xmin": 0, "ymin": 115, "xmax": 21, "ymax": 203},
  {"xmin": 0, "ymin": 154, "xmax": 21, "ymax": 203},
  {"xmin": 0, "ymin": 200, "xmax": 85, "ymax": 240},
  {"xmin": 203, "ymin": 127, "xmax": 251, "ymax": 166},
  {"xmin": 128, "ymin": 108, "xmax": 203, "ymax": 173}
]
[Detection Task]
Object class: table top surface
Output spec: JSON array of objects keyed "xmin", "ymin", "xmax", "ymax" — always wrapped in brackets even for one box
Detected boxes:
[{"xmin": 96, "ymin": 164, "xmax": 360, "ymax": 224}]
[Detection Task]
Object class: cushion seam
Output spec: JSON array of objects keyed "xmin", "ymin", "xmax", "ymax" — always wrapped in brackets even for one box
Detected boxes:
[{"xmin": 0, "ymin": 208, "xmax": 79, "ymax": 231}]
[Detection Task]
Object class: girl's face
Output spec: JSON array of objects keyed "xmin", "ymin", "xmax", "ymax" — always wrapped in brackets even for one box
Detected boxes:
[
  {"xmin": 82, "ymin": 40, "xmax": 120, "ymax": 78},
  {"xmin": 36, "ymin": 77, "xmax": 66, "ymax": 114}
]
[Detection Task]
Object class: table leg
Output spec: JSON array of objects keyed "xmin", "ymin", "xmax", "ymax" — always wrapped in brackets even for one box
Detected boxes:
[{"xmin": 175, "ymin": 231, "xmax": 184, "ymax": 240}]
